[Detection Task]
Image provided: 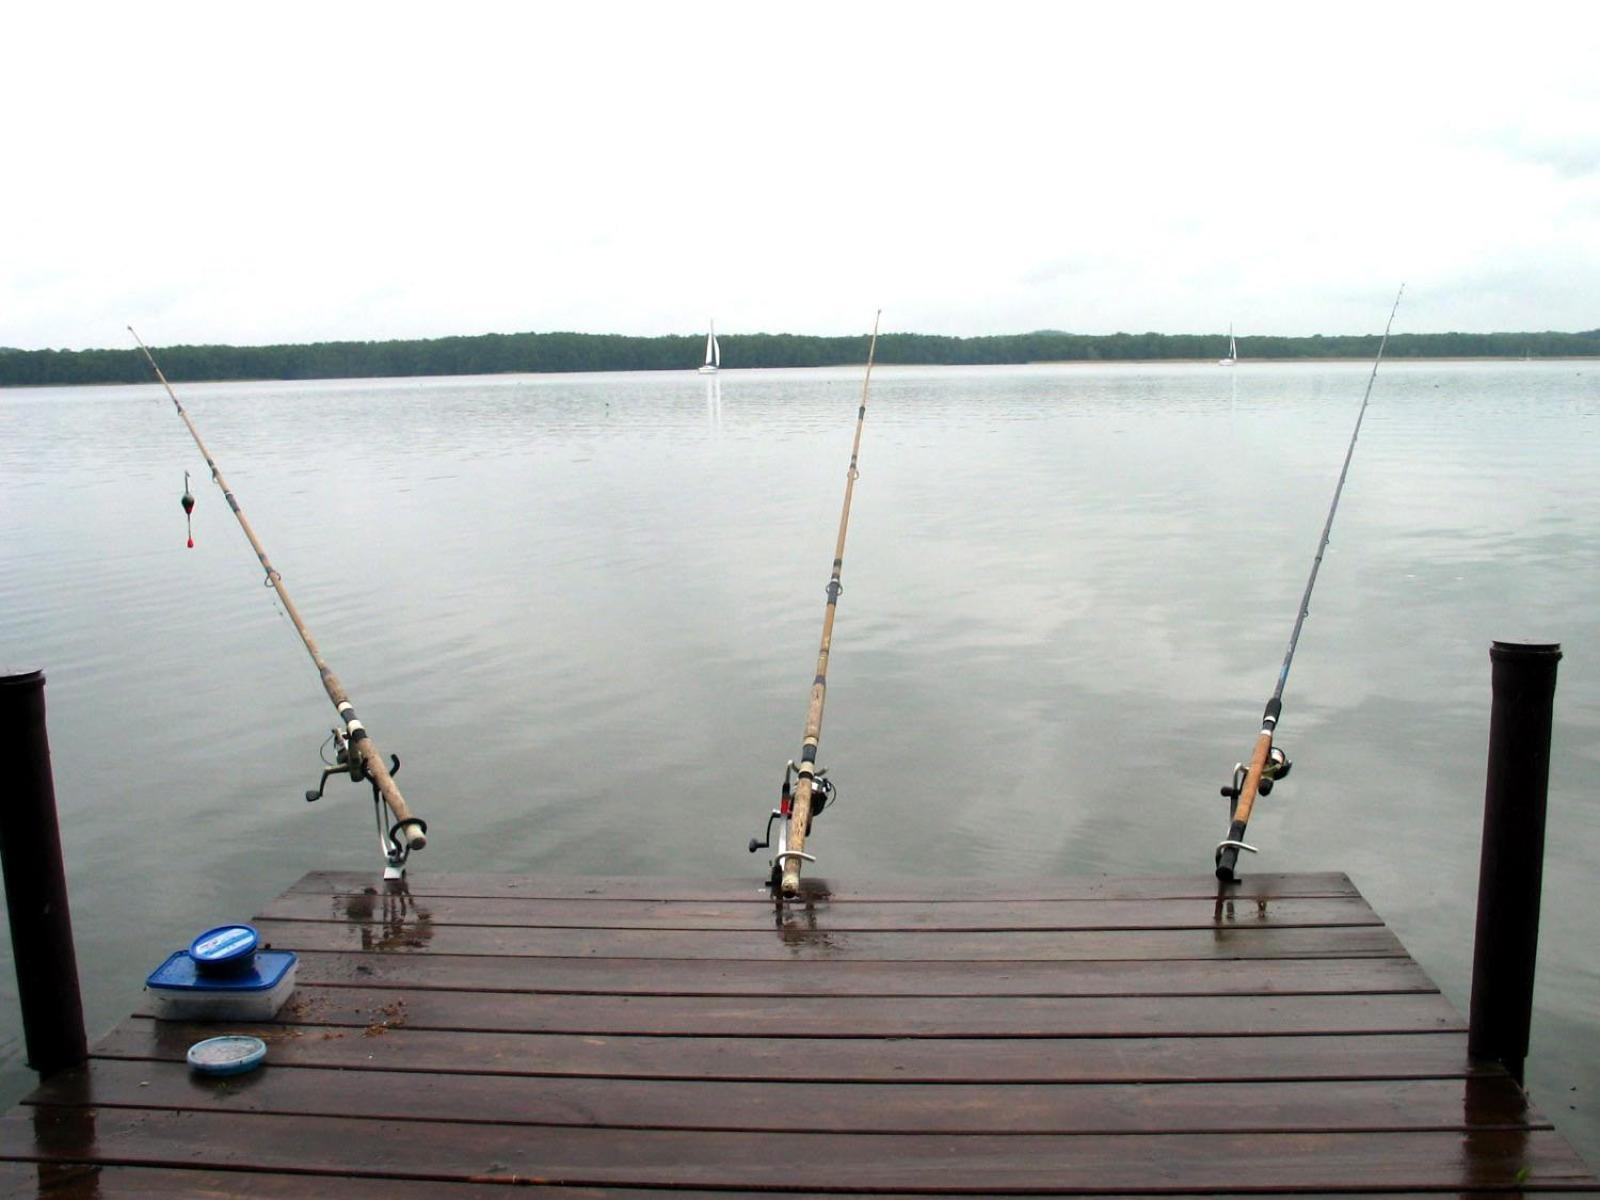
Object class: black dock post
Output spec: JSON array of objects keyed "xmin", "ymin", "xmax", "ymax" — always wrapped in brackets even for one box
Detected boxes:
[
  {"xmin": 0, "ymin": 670, "xmax": 87, "ymax": 1077},
  {"xmin": 1468, "ymin": 640, "xmax": 1562, "ymax": 1086}
]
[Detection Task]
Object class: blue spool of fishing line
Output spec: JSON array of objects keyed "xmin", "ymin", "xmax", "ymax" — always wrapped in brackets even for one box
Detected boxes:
[{"xmin": 188, "ymin": 924, "xmax": 260, "ymax": 975}]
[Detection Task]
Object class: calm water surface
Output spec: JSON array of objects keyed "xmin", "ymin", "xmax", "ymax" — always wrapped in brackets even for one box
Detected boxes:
[{"xmin": 1, "ymin": 361, "xmax": 1597, "ymax": 1158}]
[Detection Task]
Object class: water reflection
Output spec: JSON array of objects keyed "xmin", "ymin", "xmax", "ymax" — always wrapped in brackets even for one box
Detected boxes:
[
  {"xmin": 705, "ymin": 374, "xmax": 723, "ymax": 435},
  {"xmin": 773, "ymin": 879, "xmax": 841, "ymax": 954},
  {"xmin": 28, "ymin": 1104, "xmax": 101, "ymax": 1199},
  {"xmin": 341, "ymin": 880, "xmax": 433, "ymax": 953}
]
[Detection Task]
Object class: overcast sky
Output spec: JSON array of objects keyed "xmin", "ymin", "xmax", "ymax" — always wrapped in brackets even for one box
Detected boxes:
[{"xmin": 4, "ymin": 1, "xmax": 1597, "ymax": 350}]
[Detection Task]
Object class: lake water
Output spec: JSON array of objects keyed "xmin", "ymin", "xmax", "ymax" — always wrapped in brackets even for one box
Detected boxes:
[{"xmin": 1, "ymin": 361, "xmax": 1597, "ymax": 1161}]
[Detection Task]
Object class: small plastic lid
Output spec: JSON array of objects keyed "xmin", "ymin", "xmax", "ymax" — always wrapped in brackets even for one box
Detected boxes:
[
  {"xmin": 187, "ymin": 1035, "xmax": 267, "ymax": 1076},
  {"xmin": 189, "ymin": 924, "xmax": 260, "ymax": 973}
]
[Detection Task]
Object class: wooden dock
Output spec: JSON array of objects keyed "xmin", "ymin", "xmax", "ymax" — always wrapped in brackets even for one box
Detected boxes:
[{"xmin": 2, "ymin": 869, "xmax": 1596, "ymax": 1196}]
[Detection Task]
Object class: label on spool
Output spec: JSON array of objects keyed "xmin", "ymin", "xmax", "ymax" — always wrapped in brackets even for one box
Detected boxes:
[{"xmin": 189, "ymin": 924, "xmax": 259, "ymax": 972}]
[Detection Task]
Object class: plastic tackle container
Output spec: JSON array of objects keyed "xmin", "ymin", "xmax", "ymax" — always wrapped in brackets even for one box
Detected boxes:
[{"xmin": 145, "ymin": 949, "xmax": 298, "ymax": 1021}]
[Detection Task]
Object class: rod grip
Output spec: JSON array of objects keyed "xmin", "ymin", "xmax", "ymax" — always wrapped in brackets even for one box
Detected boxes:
[
  {"xmin": 396, "ymin": 820, "xmax": 427, "ymax": 851},
  {"xmin": 781, "ymin": 778, "xmax": 815, "ymax": 897},
  {"xmin": 360, "ymin": 744, "xmax": 425, "ymax": 850},
  {"xmin": 1217, "ymin": 730, "xmax": 1273, "ymax": 882}
]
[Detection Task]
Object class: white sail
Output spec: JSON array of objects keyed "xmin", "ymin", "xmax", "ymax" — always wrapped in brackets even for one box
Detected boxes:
[
  {"xmin": 698, "ymin": 318, "xmax": 720, "ymax": 373},
  {"xmin": 1219, "ymin": 323, "xmax": 1237, "ymax": 365}
]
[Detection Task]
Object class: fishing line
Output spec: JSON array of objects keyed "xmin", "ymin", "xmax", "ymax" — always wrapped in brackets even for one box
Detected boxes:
[
  {"xmin": 130, "ymin": 327, "xmax": 428, "ymax": 873},
  {"xmin": 1214, "ymin": 285, "xmax": 1404, "ymax": 883}
]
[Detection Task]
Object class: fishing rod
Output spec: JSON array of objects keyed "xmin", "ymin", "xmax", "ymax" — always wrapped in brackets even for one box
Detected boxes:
[
  {"xmin": 130, "ymin": 327, "xmax": 428, "ymax": 878},
  {"xmin": 1214, "ymin": 286, "xmax": 1403, "ymax": 883},
  {"xmin": 749, "ymin": 311, "xmax": 882, "ymax": 899}
]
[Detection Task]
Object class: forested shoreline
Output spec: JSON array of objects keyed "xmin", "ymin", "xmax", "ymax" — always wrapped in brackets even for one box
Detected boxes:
[{"xmin": 3, "ymin": 327, "xmax": 1597, "ymax": 387}]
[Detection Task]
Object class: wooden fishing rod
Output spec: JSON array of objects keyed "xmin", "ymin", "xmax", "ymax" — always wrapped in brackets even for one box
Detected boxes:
[
  {"xmin": 749, "ymin": 311, "xmax": 882, "ymax": 898},
  {"xmin": 1214, "ymin": 286, "xmax": 1403, "ymax": 883},
  {"xmin": 130, "ymin": 327, "xmax": 427, "ymax": 876}
]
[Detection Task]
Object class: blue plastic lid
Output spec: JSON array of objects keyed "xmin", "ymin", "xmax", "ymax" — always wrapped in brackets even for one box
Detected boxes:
[
  {"xmin": 187, "ymin": 1035, "xmax": 267, "ymax": 1076},
  {"xmin": 147, "ymin": 948, "xmax": 296, "ymax": 993},
  {"xmin": 189, "ymin": 924, "xmax": 259, "ymax": 973}
]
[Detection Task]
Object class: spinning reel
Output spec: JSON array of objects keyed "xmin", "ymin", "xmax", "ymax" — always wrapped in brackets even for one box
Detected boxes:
[
  {"xmin": 306, "ymin": 727, "xmax": 424, "ymax": 878},
  {"xmin": 1216, "ymin": 744, "xmax": 1292, "ymax": 861},
  {"xmin": 1220, "ymin": 745, "xmax": 1292, "ymax": 811},
  {"xmin": 749, "ymin": 760, "xmax": 837, "ymax": 891}
]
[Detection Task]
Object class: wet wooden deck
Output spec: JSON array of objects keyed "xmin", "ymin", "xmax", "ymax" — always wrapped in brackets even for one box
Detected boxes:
[{"xmin": 2, "ymin": 870, "xmax": 1596, "ymax": 1196}]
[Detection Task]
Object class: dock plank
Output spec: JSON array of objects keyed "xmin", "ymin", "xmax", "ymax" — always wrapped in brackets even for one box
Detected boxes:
[
  {"xmin": 25, "ymin": 1060, "xmax": 1545, "ymax": 1136},
  {"xmin": 6, "ymin": 1173, "xmax": 1600, "ymax": 1200},
  {"xmin": 93, "ymin": 1018, "xmax": 1481, "ymax": 1083},
  {"xmin": 3, "ymin": 1108, "xmax": 1594, "ymax": 1192},
  {"xmin": 253, "ymin": 918, "xmax": 1407, "ymax": 960},
  {"xmin": 3, "ymin": 871, "xmax": 1593, "ymax": 1197},
  {"xmin": 134, "ymin": 984, "xmax": 1467, "ymax": 1038},
  {"xmin": 260, "ymin": 892, "xmax": 1383, "ymax": 931},
  {"xmin": 290, "ymin": 947, "xmax": 1440, "ymax": 996},
  {"xmin": 4, "ymin": 1165, "xmax": 540, "ymax": 1198},
  {"xmin": 289, "ymin": 870, "xmax": 1363, "ymax": 902}
]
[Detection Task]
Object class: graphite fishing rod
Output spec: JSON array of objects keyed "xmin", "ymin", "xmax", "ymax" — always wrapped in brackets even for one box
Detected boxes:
[
  {"xmin": 130, "ymin": 327, "xmax": 428, "ymax": 877},
  {"xmin": 749, "ymin": 311, "xmax": 882, "ymax": 899},
  {"xmin": 1214, "ymin": 286, "xmax": 1404, "ymax": 883}
]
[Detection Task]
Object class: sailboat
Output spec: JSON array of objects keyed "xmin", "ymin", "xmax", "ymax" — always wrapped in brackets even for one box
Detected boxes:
[
  {"xmin": 1218, "ymin": 324, "xmax": 1237, "ymax": 366},
  {"xmin": 697, "ymin": 320, "xmax": 721, "ymax": 374}
]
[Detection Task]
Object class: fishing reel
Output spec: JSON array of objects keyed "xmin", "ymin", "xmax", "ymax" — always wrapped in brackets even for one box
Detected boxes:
[
  {"xmin": 306, "ymin": 726, "xmax": 401, "ymax": 802},
  {"xmin": 1219, "ymin": 746, "xmax": 1292, "ymax": 814},
  {"xmin": 306, "ymin": 728, "xmax": 417, "ymax": 877},
  {"xmin": 749, "ymin": 762, "xmax": 837, "ymax": 888}
]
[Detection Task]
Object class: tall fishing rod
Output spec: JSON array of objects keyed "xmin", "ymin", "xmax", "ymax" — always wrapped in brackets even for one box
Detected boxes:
[
  {"xmin": 1214, "ymin": 286, "xmax": 1403, "ymax": 883},
  {"xmin": 130, "ymin": 327, "xmax": 427, "ymax": 877},
  {"xmin": 749, "ymin": 311, "xmax": 882, "ymax": 898}
]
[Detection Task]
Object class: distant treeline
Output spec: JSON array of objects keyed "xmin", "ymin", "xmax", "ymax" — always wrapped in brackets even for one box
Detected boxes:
[{"xmin": 3, "ymin": 327, "xmax": 1597, "ymax": 387}]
